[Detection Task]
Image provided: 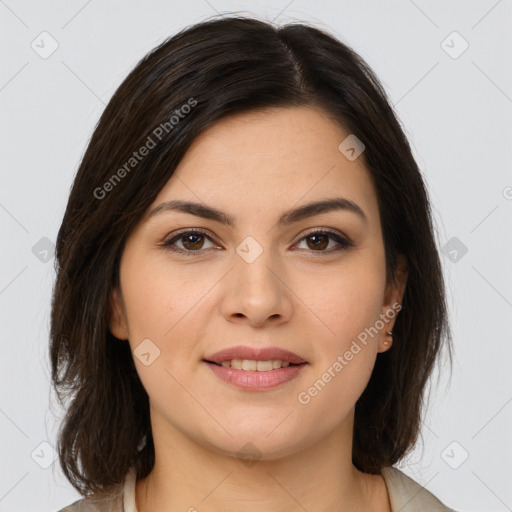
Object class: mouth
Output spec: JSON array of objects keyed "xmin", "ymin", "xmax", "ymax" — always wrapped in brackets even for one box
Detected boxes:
[
  {"xmin": 203, "ymin": 359, "xmax": 306, "ymax": 371},
  {"xmin": 202, "ymin": 345, "xmax": 308, "ymax": 390},
  {"xmin": 202, "ymin": 358, "xmax": 308, "ymax": 390}
]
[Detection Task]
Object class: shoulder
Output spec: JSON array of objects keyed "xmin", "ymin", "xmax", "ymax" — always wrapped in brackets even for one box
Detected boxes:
[
  {"xmin": 55, "ymin": 498, "xmax": 101, "ymax": 511},
  {"xmin": 55, "ymin": 493, "xmax": 123, "ymax": 512},
  {"xmin": 56, "ymin": 466, "xmax": 135, "ymax": 512},
  {"xmin": 381, "ymin": 466, "xmax": 459, "ymax": 511}
]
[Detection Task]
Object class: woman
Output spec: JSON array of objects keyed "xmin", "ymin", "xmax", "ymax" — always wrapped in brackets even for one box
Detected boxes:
[{"xmin": 51, "ymin": 15, "xmax": 457, "ymax": 512}]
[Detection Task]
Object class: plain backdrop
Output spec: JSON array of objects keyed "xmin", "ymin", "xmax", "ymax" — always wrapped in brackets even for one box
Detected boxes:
[{"xmin": 1, "ymin": 1, "xmax": 511, "ymax": 511}]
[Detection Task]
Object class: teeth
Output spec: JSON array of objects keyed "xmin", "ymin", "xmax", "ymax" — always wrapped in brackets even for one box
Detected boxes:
[
  {"xmin": 219, "ymin": 359, "xmax": 292, "ymax": 371},
  {"xmin": 257, "ymin": 360, "xmax": 273, "ymax": 371}
]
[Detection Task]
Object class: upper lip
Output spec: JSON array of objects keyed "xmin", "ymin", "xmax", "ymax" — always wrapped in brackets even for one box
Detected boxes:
[{"xmin": 204, "ymin": 345, "xmax": 308, "ymax": 365}]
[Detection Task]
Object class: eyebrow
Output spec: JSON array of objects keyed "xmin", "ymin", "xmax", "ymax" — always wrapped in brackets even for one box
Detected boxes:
[{"xmin": 145, "ymin": 197, "xmax": 368, "ymax": 227}]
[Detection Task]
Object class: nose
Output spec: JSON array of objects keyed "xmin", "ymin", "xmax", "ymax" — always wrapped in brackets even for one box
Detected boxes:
[{"xmin": 220, "ymin": 241, "xmax": 294, "ymax": 327}]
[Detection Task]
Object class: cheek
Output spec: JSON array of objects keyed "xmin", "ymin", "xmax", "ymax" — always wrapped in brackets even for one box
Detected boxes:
[
  {"xmin": 300, "ymin": 257, "xmax": 386, "ymax": 348},
  {"xmin": 120, "ymin": 251, "xmax": 209, "ymax": 341}
]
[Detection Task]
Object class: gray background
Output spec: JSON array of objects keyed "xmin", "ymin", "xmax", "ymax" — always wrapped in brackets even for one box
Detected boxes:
[{"xmin": 1, "ymin": 1, "xmax": 511, "ymax": 511}]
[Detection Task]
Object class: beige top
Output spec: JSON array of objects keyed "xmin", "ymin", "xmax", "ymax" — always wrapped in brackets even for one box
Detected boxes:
[{"xmin": 58, "ymin": 465, "xmax": 458, "ymax": 511}]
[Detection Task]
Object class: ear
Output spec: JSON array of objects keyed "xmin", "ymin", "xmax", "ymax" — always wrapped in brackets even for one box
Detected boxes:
[
  {"xmin": 108, "ymin": 286, "xmax": 129, "ymax": 340},
  {"xmin": 378, "ymin": 254, "xmax": 408, "ymax": 353}
]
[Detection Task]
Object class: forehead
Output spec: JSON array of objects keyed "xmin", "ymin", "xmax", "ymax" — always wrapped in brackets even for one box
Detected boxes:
[{"xmin": 150, "ymin": 106, "xmax": 381, "ymax": 231}]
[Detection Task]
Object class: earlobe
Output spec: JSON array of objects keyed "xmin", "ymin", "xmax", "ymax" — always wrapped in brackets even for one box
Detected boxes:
[
  {"xmin": 108, "ymin": 287, "xmax": 129, "ymax": 340},
  {"xmin": 378, "ymin": 330, "xmax": 393, "ymax": 353}
]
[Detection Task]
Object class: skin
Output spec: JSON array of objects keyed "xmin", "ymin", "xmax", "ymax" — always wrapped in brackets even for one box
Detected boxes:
[{"xmin": 109, "ymin": 105, "xmax": 408, "ymax": 512}]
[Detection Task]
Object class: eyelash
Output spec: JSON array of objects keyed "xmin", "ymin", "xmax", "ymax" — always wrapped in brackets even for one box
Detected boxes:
[{"xmin": 159, "ymin": 228, "xmax": 354, "ymax": 257}]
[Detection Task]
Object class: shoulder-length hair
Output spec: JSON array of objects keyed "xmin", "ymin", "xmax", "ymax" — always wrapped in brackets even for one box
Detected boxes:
[{"xmin": 50, "ymin": 14, "xmax": 452, "ymax": 497}]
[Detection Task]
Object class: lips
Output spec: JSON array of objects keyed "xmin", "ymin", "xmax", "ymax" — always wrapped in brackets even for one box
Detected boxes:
[{"xmin": 203, "ymin": 345, "xmax": 308, "ymax": 365}]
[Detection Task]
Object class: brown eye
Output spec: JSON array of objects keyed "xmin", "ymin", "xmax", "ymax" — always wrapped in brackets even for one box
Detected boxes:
[
  {"xmin": 296, "ymin": 230, "xmax": 353, "ymax": 253},
  {"xmin": 305, "ymin": 233, "xmax": 329, "ymax": 250},
  {"xmin": 161, "ymin": 229, "xmax": 217, "ymax": 255},
  {"xmin": 180, "ymin": 232, "xmax": 205, "ymax": 250}
]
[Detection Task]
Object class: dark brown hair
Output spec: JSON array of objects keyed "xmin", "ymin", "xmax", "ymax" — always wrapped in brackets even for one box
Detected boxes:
[{"xmin": 50, "ymin": 14, "xmax": 453, "ymax": 497}]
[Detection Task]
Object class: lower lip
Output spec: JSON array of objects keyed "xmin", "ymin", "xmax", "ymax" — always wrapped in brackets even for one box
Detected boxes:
[{"xmin": 204, "ymin": 361, "xmax": 307, "ymax": 390}]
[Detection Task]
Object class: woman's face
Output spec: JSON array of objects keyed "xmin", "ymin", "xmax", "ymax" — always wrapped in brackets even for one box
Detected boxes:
[{"xmin": 109, "ymin": 106, "xmax": 407, "ymax": 461}]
